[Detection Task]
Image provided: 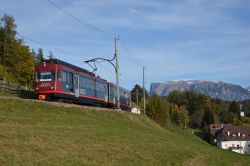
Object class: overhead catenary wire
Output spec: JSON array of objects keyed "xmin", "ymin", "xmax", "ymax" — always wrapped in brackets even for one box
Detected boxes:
[
  {"xmin": 47, "ymin": 0, "xmax": 141, "ymax": 68},
  {"xmin": 46, "ymin": 1, "xmax": 120, "ymax": 73},
  {"xmin": 96, "ymin": 61, "xmax": 114, "ymax": 75},
  {"xmin": 47, "ymin": 0, "xmax": 115, "ymax": 37},
  {"xmin": 47, "ymin": 0, "xmax": 144, "ymax": 94},
  {"xmin": 17, "ymin": 34, "xmax": 116, "ymax": 79},
  {"xmin": 18, "ymin": 34, "xmax": 85, "ymax": 59},
  {"xmin": 119, "ymin": 37, "xmax": 142, "ymax": 66}
]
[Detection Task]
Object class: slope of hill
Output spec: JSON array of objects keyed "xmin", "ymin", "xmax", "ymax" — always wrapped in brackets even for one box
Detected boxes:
[
  {"xmin": 151, "ymin": 80, "xmax": 250, "ymax": 101},
  {"xmin": 0, "ymin": 98, "xmax": 250, "ymax": 165}
]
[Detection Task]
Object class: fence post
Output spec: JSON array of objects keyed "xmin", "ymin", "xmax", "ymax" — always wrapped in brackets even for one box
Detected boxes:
[{"xmin": 3, "ymin": 77, "xmax": 5, "ymax": 90}]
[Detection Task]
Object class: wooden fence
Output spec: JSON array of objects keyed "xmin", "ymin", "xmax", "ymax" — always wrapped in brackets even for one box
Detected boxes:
[{"xmin": 0, "ymin": 79, "xmax": 19, "ymax": 93}]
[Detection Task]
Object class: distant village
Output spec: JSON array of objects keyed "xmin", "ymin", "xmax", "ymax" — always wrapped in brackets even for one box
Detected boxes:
[
  {"xmin": 132, "ymin": 104, "xmax": 250, "ymax": 155},
  {"xmin": 207, "ymin": 109, "xmax": 250, "ymax": 155},
  {"xmin": 209, "ymin": 123, "xmax": 250, "ymax": 154}
]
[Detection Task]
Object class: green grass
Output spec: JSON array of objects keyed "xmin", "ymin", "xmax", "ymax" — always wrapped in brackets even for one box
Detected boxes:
[
  {"xmin": 0, "ymin": 98, "xmax": 250, "ymax": 166},
  {"xmin": 0, "ymin": 90, "xmax": 19, "ymax": 97},
  {"xmin": 0, "ymin": 89, "xmax": 36, "ymax": 99}
]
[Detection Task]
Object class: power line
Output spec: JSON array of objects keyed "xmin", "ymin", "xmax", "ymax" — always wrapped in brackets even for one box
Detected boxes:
[
  {"xmin": 96, "ymin": 61, "xmax": 114, "ymax": 75},
  {"xmin": 119, "ymin": 37, "xmax": 142, "ymax": 66},
  {"xmin": 47, "ymin": 0, "xmax": 141, "ymax": 95},
  {"xmin": 47, "ymin": 0, "xmax": 115, "ymax": 37},
  {"xmin": 18, "ymin": 34, "xmax": 85, "ymax": 59},
  {"xmin": 47, "ymin": 0, "xmax": 141, "ymax": 69},
  {"xmin": 19, "ymin": 35, "xmax": 112, "ymax": 77},
  {"xmin": 96, "ymin": 61, "xmax": 129, "ymax": 87}
]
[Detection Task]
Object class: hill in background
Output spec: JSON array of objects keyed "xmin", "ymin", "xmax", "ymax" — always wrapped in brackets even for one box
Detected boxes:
[
  {"xmin": 0, "ymin": 98, "xmax": 250, "ymax": 165},
  {"xmin": 151, "ymin": 80, "xmax": 250, "ymax": 101}
]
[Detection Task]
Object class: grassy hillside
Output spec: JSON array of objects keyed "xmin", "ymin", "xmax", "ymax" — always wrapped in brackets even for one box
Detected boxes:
[{"xmin": 0, "ymin": 98, "xmax": 250, "ymax": 166}]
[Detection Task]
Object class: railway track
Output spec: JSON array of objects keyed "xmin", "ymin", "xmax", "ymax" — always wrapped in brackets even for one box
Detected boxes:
[{"xmin": 0, "ymin": 96, "xmax": 122, "ymax": 112}]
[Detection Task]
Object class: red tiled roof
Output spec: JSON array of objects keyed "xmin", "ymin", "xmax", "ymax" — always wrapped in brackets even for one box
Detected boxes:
[
  {"xmin": 209, "ymin": 124, "xmax": 224, "ymax": 135},
  {"xmin": 220, "ymin": 125, "xmax": 250, "ymax": 141}
]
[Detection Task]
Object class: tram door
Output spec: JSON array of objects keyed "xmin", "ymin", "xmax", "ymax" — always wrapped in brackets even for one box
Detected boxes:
[{"xmin": 74, "ymin": 75, "xmax": 80, "ymax": 97}]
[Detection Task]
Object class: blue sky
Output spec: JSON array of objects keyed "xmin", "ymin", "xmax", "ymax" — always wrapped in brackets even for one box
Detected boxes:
[{"xmin": 1, "ymin": 0, "xmax": 250, "ymax": 90}]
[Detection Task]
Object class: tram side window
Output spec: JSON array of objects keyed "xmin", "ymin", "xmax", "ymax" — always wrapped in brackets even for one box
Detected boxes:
[
  {"xmin": 79, "ymin": 76, "xmax": 85, "ymax": 88},
  {"xmin": 62, "ymin": 71, "xmax": 67, "ymax": 83},
  {"xmin": 57, "ymin": 70, "xmax": 62, "ymax": 81},
  {"xmin": 85, "ymin": 78, "xmax": 90, "ymax": 89},
  {"xmin": 68, "ymin": 72, "xmax": 73, "ymax": 85},
  {"xmin": 89, "ymin": 79, "xmax": 94, "ymax": 90},
  {"xmin": 62, "ymin": 71, "xmax": 73, "ymax": 85},
  {"xmin": 104, "ymin": 84, "xmax": 107, "ymax": 93},
  {"xmin": 96, "ymin": 82, "xmax": 100, "ymax": 92},
  {"xmin": 96, "ymin": 81, "xmax": 105, "ymax": 92},
  {"xmin": 110, "ymin": 86, "xmax": 116, "ymax": 97},
  {"xmin": 96, "ymin": 82, "xmax": 99, "ymax": 91},
  {"xmin": 110, "ymin": 87, "xmax": 114, "ymax": 96}
]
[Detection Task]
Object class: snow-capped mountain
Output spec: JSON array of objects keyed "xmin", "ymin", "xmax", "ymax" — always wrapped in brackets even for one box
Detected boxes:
[{"xmin": 150, "ymin": 80, "xmax": 250, "ymax": 101}]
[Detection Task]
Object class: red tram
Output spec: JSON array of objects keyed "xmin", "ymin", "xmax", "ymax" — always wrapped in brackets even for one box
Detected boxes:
[{"xmin": 35, "ymin": 59, "xmax": 131, "ymax": 110}]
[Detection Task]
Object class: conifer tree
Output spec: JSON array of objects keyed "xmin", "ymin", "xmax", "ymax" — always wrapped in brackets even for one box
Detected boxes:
[
  {"xmin": 31, "ymin": 48, "xmax": 36, "ymax": 60},
  {"xmin": 36, "ymin": 48, "xmax": 44, "ymax": 63},
  {"xmin": 48, "ymin": 51, "xmax": 54, "ymax": 59},
  {"xmin": 131, "ymin": 84, "xmax": 149, "ymax": 103}
]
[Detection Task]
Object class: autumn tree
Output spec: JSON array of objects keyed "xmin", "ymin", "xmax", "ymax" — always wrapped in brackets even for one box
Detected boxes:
[
  {"xmin": 16, "ymin": 45, "xmax": 35, "ymax": 85},
  {"xmin": 190, "ymin": 110, "xmax": 204, "ymax": 128},
  {"xmin": 169, "ymin": 104, "xmax": 182, "ymax": 126},
  {"xmin": 179, "ymin": 105, "xmax": 189, "ymax": 128},
  {"xmin": 229, "ymin": 101, "xmax": 241, "ymax": 119},
  {"xmin": 0, "ymin": 14, "xmax": 35, "ymax": 85},
  {"xmin": 146, "ymin": 96, "xmax": 170, "ymax": 127},
  {"xmin": 0, "ymin": 14, "xmax": 18, "ymax": 75}
]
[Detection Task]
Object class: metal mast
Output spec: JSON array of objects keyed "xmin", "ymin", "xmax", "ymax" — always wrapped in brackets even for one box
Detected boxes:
[
  {"xmin": 143, "ymin": 66, "xmax": 146, "ymax": 115},
  {"xmin": 115, "ymin": 35, "xmax": 120, "ymax": 109},
  {"xmin": 84, "ymin": 35, "xmax": 120, "ymax": 109}
]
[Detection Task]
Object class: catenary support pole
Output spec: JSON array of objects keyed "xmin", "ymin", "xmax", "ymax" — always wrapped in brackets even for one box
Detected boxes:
[
  {"xmin": 115, "ymin": 35, "xmax": 120, "ymax": 109},
  {"xmin": 143, "ymin": 66, "xmax": 146, "ymax": 115},
  {"xmin": 136, "ymin": 89, "xmax": 138, "ymax": 107}
]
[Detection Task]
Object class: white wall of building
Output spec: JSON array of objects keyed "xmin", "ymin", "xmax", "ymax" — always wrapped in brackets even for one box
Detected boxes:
[
  {"xmin": 240, "ymin": 112, "xmax": 245, "ymax": 117},
  {"xmin": 131, "ymin": 107, "xmax": 141, "ymax": 114},
  {"xmin": 217, "ymin": 141, "xmax": 250, "ymax": 154}
]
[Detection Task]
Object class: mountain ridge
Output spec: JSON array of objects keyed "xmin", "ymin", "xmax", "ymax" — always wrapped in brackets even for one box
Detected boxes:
[{"xmin": 150, "ymin": 80, "xmax": 250, "ymax": 101}]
